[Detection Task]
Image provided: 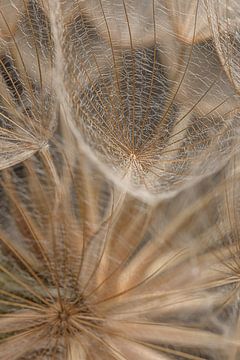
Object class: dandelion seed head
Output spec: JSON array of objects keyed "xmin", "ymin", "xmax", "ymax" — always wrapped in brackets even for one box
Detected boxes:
[
  {"xmin": 44, "ymin": 0, "xmax": 240, "ymax": 202},
  {"xmin": 0, "ymin": 143, "xmax": 236, "ymax": 359},
  {"xmin": 1, "ymin": 0, "xmax": 240, "ymax": 359}
]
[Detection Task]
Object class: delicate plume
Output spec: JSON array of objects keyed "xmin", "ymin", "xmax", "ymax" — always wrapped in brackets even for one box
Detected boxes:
[
  {"xmin": 0, "ymin": 0, "xmax": 56, "ymax": 170},
  {"xmin": 46, "ymin": 0, "xmax": 240, "ymax": 201},
  {"xmin": 1, "ymin": 1, "xmax": 240, "ymax": 359},
  {"xmin": 207, "ymin": 0, "xmax": 240, "ymax": 93},
  {"xmin": 0, "ymin": 137, "xmax": 239, "ymax": 359}
]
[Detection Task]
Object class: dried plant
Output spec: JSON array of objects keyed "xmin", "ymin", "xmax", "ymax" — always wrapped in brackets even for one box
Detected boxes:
[
  {"xmin": 0, "ymin": 136, "xmax": 238, "ymax": 360},
  {"xmin": 48, "ymin": 0, "xmax": 240, "ymax": 201},
  {"xmin": 0, "ymin": 0, "xmax": 240, "ymax": 359},
  {"xmin": 1, "ymin": 1, "xmax": 240, "ymax": 200},
  {"xmin": 0, "ymin": 0, "xmax": 56, "ymax": 169}
]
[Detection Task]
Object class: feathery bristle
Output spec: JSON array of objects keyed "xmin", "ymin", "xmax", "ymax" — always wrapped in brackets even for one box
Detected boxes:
[
  {"xmin": 0, "ymin": 1, "xmax": 240, "ymax": 359},
  {"xmin": 0, "ymin": 138, "xmax": 239, "ymax": 359},
  {"xmin": 48, "ymin": 0, "xmax": 240, "ymax": 201}
]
